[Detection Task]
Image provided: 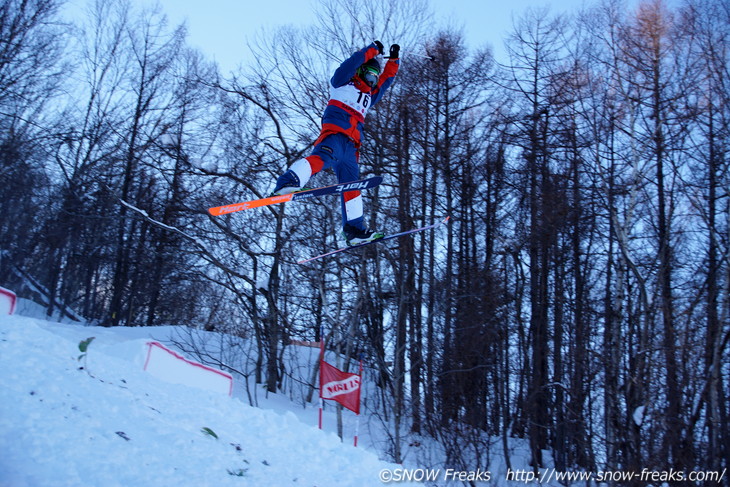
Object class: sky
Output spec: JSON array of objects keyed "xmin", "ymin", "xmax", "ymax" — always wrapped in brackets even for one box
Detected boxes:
[{"xmin": 119, "ymin": 0, "xmax": 608, "ymax": 73}]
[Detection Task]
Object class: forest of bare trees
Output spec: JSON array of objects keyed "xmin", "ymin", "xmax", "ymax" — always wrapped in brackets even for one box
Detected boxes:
[{"xmin": 1, "ymin": 0, "xmax": 728, "ymax": 483}]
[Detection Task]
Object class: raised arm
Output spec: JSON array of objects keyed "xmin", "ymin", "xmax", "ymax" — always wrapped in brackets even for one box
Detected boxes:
[{"xmin": 330, "ymin": 41, "xmax": 383, "ymax": 88}]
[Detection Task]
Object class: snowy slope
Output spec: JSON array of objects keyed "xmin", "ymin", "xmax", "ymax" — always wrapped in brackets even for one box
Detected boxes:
[{"xmin": 0, "ymin": 314, "xmax": 405, "ymax": 487}]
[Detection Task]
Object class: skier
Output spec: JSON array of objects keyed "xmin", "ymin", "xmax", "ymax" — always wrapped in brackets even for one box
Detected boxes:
[{"xmin": 272, "ymin": 40, "xmax": 400, "ymax": 246}]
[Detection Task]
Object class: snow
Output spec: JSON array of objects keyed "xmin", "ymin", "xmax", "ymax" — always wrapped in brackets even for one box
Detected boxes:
[
  {"xmin": 0, "ymin": 310, "xmax": 405, "ymax": 487},
  {"xmin": 633, "ymin": 405, "xmax": 646, "ymax": 427},
  {"xmin": 256, "ymin": 275, "xmax": 270, "ymax": 292},
  {"xmin": 157, "ymin": 133, "xmax": 178, "ymax": 146},
  {"xmin": 190, "ymin": 157, "xmax": 218, "ymax": 173}
]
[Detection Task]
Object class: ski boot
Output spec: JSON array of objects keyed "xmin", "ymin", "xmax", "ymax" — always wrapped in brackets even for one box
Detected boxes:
[
  {"xmin": 272, "ymin": 158, "xmax": 314, "ymax": 196},
  {"xmin": 271, "ymin": 170, "xmax": 301, "ymax": 196},
  {"xmin": 342, "ymin": 224, "xmax": 385, "ymax": 246}
]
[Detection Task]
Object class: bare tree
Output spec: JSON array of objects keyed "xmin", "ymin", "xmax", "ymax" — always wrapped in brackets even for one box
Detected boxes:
[
  {"xmin": 108, "ymin": 2, "xmax": 186, "ymax": 326},
  {"xmin": 502, "ymin": 6, "xmax": 570, "ymax": 469}
]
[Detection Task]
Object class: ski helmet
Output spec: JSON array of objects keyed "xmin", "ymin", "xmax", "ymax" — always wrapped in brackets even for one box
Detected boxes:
[{"xmin": 357, "ymin": 58, "xmax": 381, "ymax": 88}]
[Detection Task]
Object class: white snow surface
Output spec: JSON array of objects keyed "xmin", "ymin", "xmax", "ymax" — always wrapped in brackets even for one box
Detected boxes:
[{"xmin": 0, "ymin": 312, "xmax": 401, "ymax": 487}]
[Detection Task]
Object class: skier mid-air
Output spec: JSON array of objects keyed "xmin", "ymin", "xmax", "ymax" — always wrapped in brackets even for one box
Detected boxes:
[{"xmin": 271, "ymin": 40, "xmax": 400, "ymax": 246}]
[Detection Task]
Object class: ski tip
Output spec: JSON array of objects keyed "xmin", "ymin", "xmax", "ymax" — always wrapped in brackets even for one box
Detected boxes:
[{"xmin": 298, "ymin": 215, "xmax": 450, "ymax": 264}]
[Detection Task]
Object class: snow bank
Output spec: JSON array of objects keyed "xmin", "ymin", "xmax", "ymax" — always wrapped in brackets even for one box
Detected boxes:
[
  {"xmin": 0, "ymin": 286, "xmax": 16, "ymax": 315},
  {"xmin": 144, "ymin": 341, "xmax": 233, "ymax": 396},
  {"xmin": 0, "ymin": 316, "xmax": 401, "ymax": 487}
]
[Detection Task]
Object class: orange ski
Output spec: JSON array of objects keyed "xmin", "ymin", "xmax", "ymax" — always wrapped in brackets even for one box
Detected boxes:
[{"xmin": 208, "ymin": 176, "xmax": 383, "ymax": 216}]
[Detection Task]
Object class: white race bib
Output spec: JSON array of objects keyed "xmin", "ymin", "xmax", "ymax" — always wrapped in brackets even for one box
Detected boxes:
[{"xmin": 330, "ymin": 82, "xmax": 371, "ymax": 117}]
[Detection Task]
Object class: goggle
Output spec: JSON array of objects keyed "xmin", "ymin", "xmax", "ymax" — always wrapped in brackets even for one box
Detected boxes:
[{"xmin": 359, "ymin": 66, "xmax": 380, "ymax": 88}]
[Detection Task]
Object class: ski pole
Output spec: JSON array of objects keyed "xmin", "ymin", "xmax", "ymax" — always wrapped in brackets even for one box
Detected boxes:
[{"xmin": 384, "ymin": 51, "xmax": 435, "ymax": 61}]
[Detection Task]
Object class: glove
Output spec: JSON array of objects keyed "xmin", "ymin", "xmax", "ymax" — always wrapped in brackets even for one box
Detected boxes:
[
  {"xmin": 374, "ymin": 40, "xmax": 384, "ymax": 55},
  {"xmin": 389, "ymin": 44, "xmax": 400, "ymax": 59}
]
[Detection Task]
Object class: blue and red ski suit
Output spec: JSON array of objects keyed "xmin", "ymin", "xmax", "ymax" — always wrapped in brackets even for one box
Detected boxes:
[{"xmin": 282, "ymin": 42, "xmax": 399, "ymax": 231}]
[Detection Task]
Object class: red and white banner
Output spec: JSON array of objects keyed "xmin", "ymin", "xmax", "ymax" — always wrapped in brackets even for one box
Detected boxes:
[
  {"xmin": 319, "ymin": 360, "xmax": 361, "ymax": 414},
  {"xmin": 0, "ymin": 287, "xmax": 17, "ymax": 315},
  {"xmin": 144, "ymin": 341, "xmax": 233, "ymax": 396}
]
